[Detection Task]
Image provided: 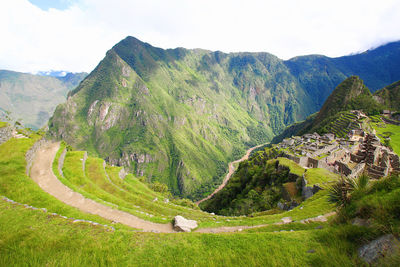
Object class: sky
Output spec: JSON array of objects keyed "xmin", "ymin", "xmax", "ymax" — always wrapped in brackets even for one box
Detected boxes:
[{"xmin": 0, "ymin": 0, "xmax": 400, "ymax": 73}]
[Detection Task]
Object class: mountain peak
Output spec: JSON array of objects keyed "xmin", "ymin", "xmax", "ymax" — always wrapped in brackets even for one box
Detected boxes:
[{"xmin": 314, "ymin": 76, "xmax": 370, "ymax": 125}]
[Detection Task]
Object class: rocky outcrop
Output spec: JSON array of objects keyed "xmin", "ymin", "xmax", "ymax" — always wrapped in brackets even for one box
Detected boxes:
[
  {"xmin": 0, "ymin": 124, "xmax": 13, "ymax": 145},
  {"xmin": 301, "ymin": 175, "xmax": 322, "ymax": 200},
  {"xmin": 25, "ymin": 138, "xmax": 48, "ymax": 176},
  {"xmin": 58, "ymin": 148, "xmax": 67, "ymax": 177},
  {"xmin": 173, "ymin": 216, "xmax": 198, "ymax": 232},
  {"xmin": 358, "ymin": 234, "xmax": 400, "ymax": 264}
]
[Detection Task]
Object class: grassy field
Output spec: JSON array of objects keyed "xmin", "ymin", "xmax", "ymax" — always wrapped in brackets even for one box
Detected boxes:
[
  {"xmin": 372, "ymin": 121, "xmax": 400, "ymax": 155},
  {"xmin": 55, "ymin": 148, "xmax": 214, "ymax": 224},
  {"xmin": 0, "ymin": 198, "xmax": 365, "ymax": 267},
  {"xmin": 304, "ymin": 168, "xmax": 340, "ymax": 187},
  {"xmin": 0, "ymin": 121, "xmax": 8, "ymax": 128},
  {"xmin": 0, "ymin": 132, "xmax": 337, "ymax": 230},
  {"xmin": 276, "ymin": 157, "xmax": 305, "ymax": 176},
  {"xmin": 0, "ymin": 135, "xmax": 125, "ymax": 229},
  {"xmin": 2, "ymin": 131, "xmax": 400, "ymax": 265}
]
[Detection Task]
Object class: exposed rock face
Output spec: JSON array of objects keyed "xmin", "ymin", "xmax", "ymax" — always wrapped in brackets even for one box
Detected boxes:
[
  {"xmin": 0, "ymin": 124, "xmax": 13, "ymax": 144},
  {"xmin": 173, "ymin": 215, "xmax": 198, "ymax": 232},
  {"xmin": 358, "ymin": 234, "xmax": 400, "ymax": 264}
]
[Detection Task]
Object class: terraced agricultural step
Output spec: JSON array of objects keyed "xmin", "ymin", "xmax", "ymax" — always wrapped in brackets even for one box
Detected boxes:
[{"xmin": 56, "ymin": 149, "xmax": 213, "ymax": 223}]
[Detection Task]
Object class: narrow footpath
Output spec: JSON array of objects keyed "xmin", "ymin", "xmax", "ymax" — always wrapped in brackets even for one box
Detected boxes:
[
  {"xmin": 196, "ymin": 143, "xmax": 268, "ymax": 205},
  {"xmin": 30, "ymin": 141, "xmax": 175, "ymax": 233}
]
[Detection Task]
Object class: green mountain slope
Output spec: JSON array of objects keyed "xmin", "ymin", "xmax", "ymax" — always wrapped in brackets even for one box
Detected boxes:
[
  {"xmin": 285, "ymin": 41, "xmax": 400, "ymax": 107},
  {"xmin": 0, "ymin": 70, "xmax": 86, "ymax": 129},
  {"xmin": 273, "ymin": 76, "xmax": 387, "ymax": 142},
  {"xmin": 48, "ymin": 37, "xmax": 400, "ymax": 199},
  {"xmin": 312, "ymin": 76, "xmax": 381, "ymax": 129},
  {"xmin": 48, "ymin": 37, "xmax": 313, "ymax": 199},
  {"xmin": 373, "ymin": 80, "xmax": 400, "ymax": 111}
]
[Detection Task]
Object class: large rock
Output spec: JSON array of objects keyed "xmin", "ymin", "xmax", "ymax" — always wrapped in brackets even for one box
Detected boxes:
[
  {"xmin": 173, "ymin": 216, "xmax": 198, "ymax": 232},
  {"xmin": 281, "ymin": 217, "xmax": 293, "ymax": 224},
  {"xmin": 358, "ymin": 234, "xmax": 400, "ymax": 264},
  {"xmin": 302, "ymin": 186, "xmax": 314, "ymax": 200}
]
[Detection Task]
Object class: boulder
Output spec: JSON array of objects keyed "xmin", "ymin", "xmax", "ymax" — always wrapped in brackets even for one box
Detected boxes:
[
  {"xmin": 173, "ymin": 216, "xmax": 198, "ymax": 232},
  {"xmin": 351, "ymin": 217, "xmax": 371, "ymax": 227},
  {"xmin": 277, "ymin": 202, "xmax": 289, "ymax": 210},
  {"xmin": 358, "ymin": 234, "xmax": 400, "ymax": 264},
  {"xmin": 281, "ymin": 217, "xmax": 292, "ymax": 224}
]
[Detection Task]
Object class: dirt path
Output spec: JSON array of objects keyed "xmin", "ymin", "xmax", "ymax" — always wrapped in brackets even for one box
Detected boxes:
[
  {"xmin": 30, "ymin": 141, "xmax": 175, "ymax": 233},
  {"xmin": 196, "ymin": 143, "xmax": 268, "ymax": 205},
  {"xmin": 29, "ymin": 141, "xmax": 336, "ymax": 234},
  {"xmin": 195, "ymin": 211, "xmax": 337, "ymax": 233}
]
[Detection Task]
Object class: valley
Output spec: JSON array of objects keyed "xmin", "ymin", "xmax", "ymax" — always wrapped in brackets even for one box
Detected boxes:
[
  {"xmin": 47, "ymin": 37, "xmax": 400, "ymax": 200},
  {"xmin": 0, "ymin": 70, "xmax": 86, "ymax": 129}
]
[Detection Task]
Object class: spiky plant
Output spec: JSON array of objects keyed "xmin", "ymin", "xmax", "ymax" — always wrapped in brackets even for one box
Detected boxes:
[
  {"xmin": 351, "ymin": 174, "xmax": 370, "ymax": 191},
  {"xmin": 328, "ymin": 177, "xmax": 352, "ymax": 206},
  {"xmin": 328, "ymin": 175, "xmax": 371, "ymax": 207}
]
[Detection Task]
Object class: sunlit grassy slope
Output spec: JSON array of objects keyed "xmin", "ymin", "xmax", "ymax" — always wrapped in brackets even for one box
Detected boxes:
[
  {"xmin": 371, "ymin": 119, "xmax": 400, "ymax": 155},
  {"xmin": 2, "ymin": 131, "xmax": 400, "ymax": 265}
]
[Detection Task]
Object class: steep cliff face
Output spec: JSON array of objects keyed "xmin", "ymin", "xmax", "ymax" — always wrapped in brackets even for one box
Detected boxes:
[{"xmin": 48, "ymin": 37, "xmax": 400, "ymax": 199}]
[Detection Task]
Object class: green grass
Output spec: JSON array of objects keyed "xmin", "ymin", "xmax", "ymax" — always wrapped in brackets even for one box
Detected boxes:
[
  {"xmin": 4, "ymin": 131, "xmax": 398, "ymax": 265},
  {"xmin": 59, "ymin": 151, "xmax": 175, "ymax": 223},
  {"xmin": 199, "ymin": 190, "xmax": 335, "ymax": 228},
  {"xmin": 2, "ymin": 135, "xmax": 338, "ymax": 230},
  {"xmin": 372, "ymin": 121, "xmax": 400, "ymax": 155},
  {"xmin": 277, "ymin": 157, "xmax": 305, "ymax": 177},
  {"xmin": 53, "ymin": 146, "xmax": 216, "ymax": 224},
  {"xmin": 305, "ymin": 168, "xmax": 340, "ymax": 187},
  {"xmin": 0, "ymin": 136, "xmax": 124, "ymax": 229},
  {"xmin": 0, "ymin": 121, "xmax": 8, "ymax": 128},
  {"xmin": 0, "ymin": 199, "xmax": 362, "ymax": 267}
]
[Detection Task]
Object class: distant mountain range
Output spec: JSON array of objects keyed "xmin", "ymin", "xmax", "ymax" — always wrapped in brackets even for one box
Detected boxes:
[
  {"xmin": 48, "ymin": 36, "xmax": 400, "ymax": 199},
  {"xmin": 0, "ymin": 70, "xmax": 87, "ymax": 129}
]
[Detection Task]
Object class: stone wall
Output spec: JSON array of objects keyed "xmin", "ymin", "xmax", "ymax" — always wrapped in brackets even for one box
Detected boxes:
[
  {"xmin": 25, "ymin": 138, "xmax": 48, "ymax": 176},
  {"xmin": 0, "ymin": 125, "xmax": 13, "ymax": 145},
  {"xmin": 82, "ymin": 151, "xmax": 88, "ymax": 173},
  {"xmin": 281, "ymin": 152, "xmax": 308, "ymax": 168},
  {"xmin": 58, "ymin": 148, "xmax": 67, "ymax": 177},
  {"xmin": 307, "ymin": 158, "xmax": 319, "ymax": 168},
  {"xmin": 302, "ymin": 174, "xmax": 323, "ymax": 200},
  {"xmin": 334, "ymin": 161, "xmax": 352, "ymax": 176},
  {"xmin": 349, "ymin": 162, "xmax": 366, "ymax": 178},
  {"xmin": 119, "ymin": 167, "xmax": 128, "ymax": 179}
]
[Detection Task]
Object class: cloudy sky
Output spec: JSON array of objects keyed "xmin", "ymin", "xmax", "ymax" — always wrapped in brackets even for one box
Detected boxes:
[{"xmin": 1, "ymin": 0, "xmax": 400, "ymax": 73}]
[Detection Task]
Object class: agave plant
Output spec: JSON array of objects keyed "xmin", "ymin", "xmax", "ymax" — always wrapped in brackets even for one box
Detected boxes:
[
  {"xmin": 328, "ymin": 177, "xmax": 353, "ymax": 206},
  {"xmin": 328, "ymin": 175, "xmax": 370, "ymax": 207}
]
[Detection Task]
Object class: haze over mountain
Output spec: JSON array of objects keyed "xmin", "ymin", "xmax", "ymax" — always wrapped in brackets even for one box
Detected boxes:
[
  {"xmin": 48, "ymin": 36, "xmax": 400, "ymax": 199},
  {"xmin": 0, "ymin": 70, "xmax": 86, "ymax": 129}
]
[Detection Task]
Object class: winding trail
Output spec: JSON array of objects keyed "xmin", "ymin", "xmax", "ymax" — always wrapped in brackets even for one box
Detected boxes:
[
  {"xmin": 29, "ymin": 141, "xmax": 336, "ymax": 234},
  {"xmin": 30, "ymin": 141, "xmax": 175, "ymax": 233},
  {"xmin": 196, "ymin": 143, "xmax": 268, "ymax": 205}
]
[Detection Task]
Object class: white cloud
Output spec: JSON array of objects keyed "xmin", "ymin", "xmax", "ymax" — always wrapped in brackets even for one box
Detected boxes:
[{"xmin": 1, "ymin": 0, "xmax": 400, "ymax": 73}]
